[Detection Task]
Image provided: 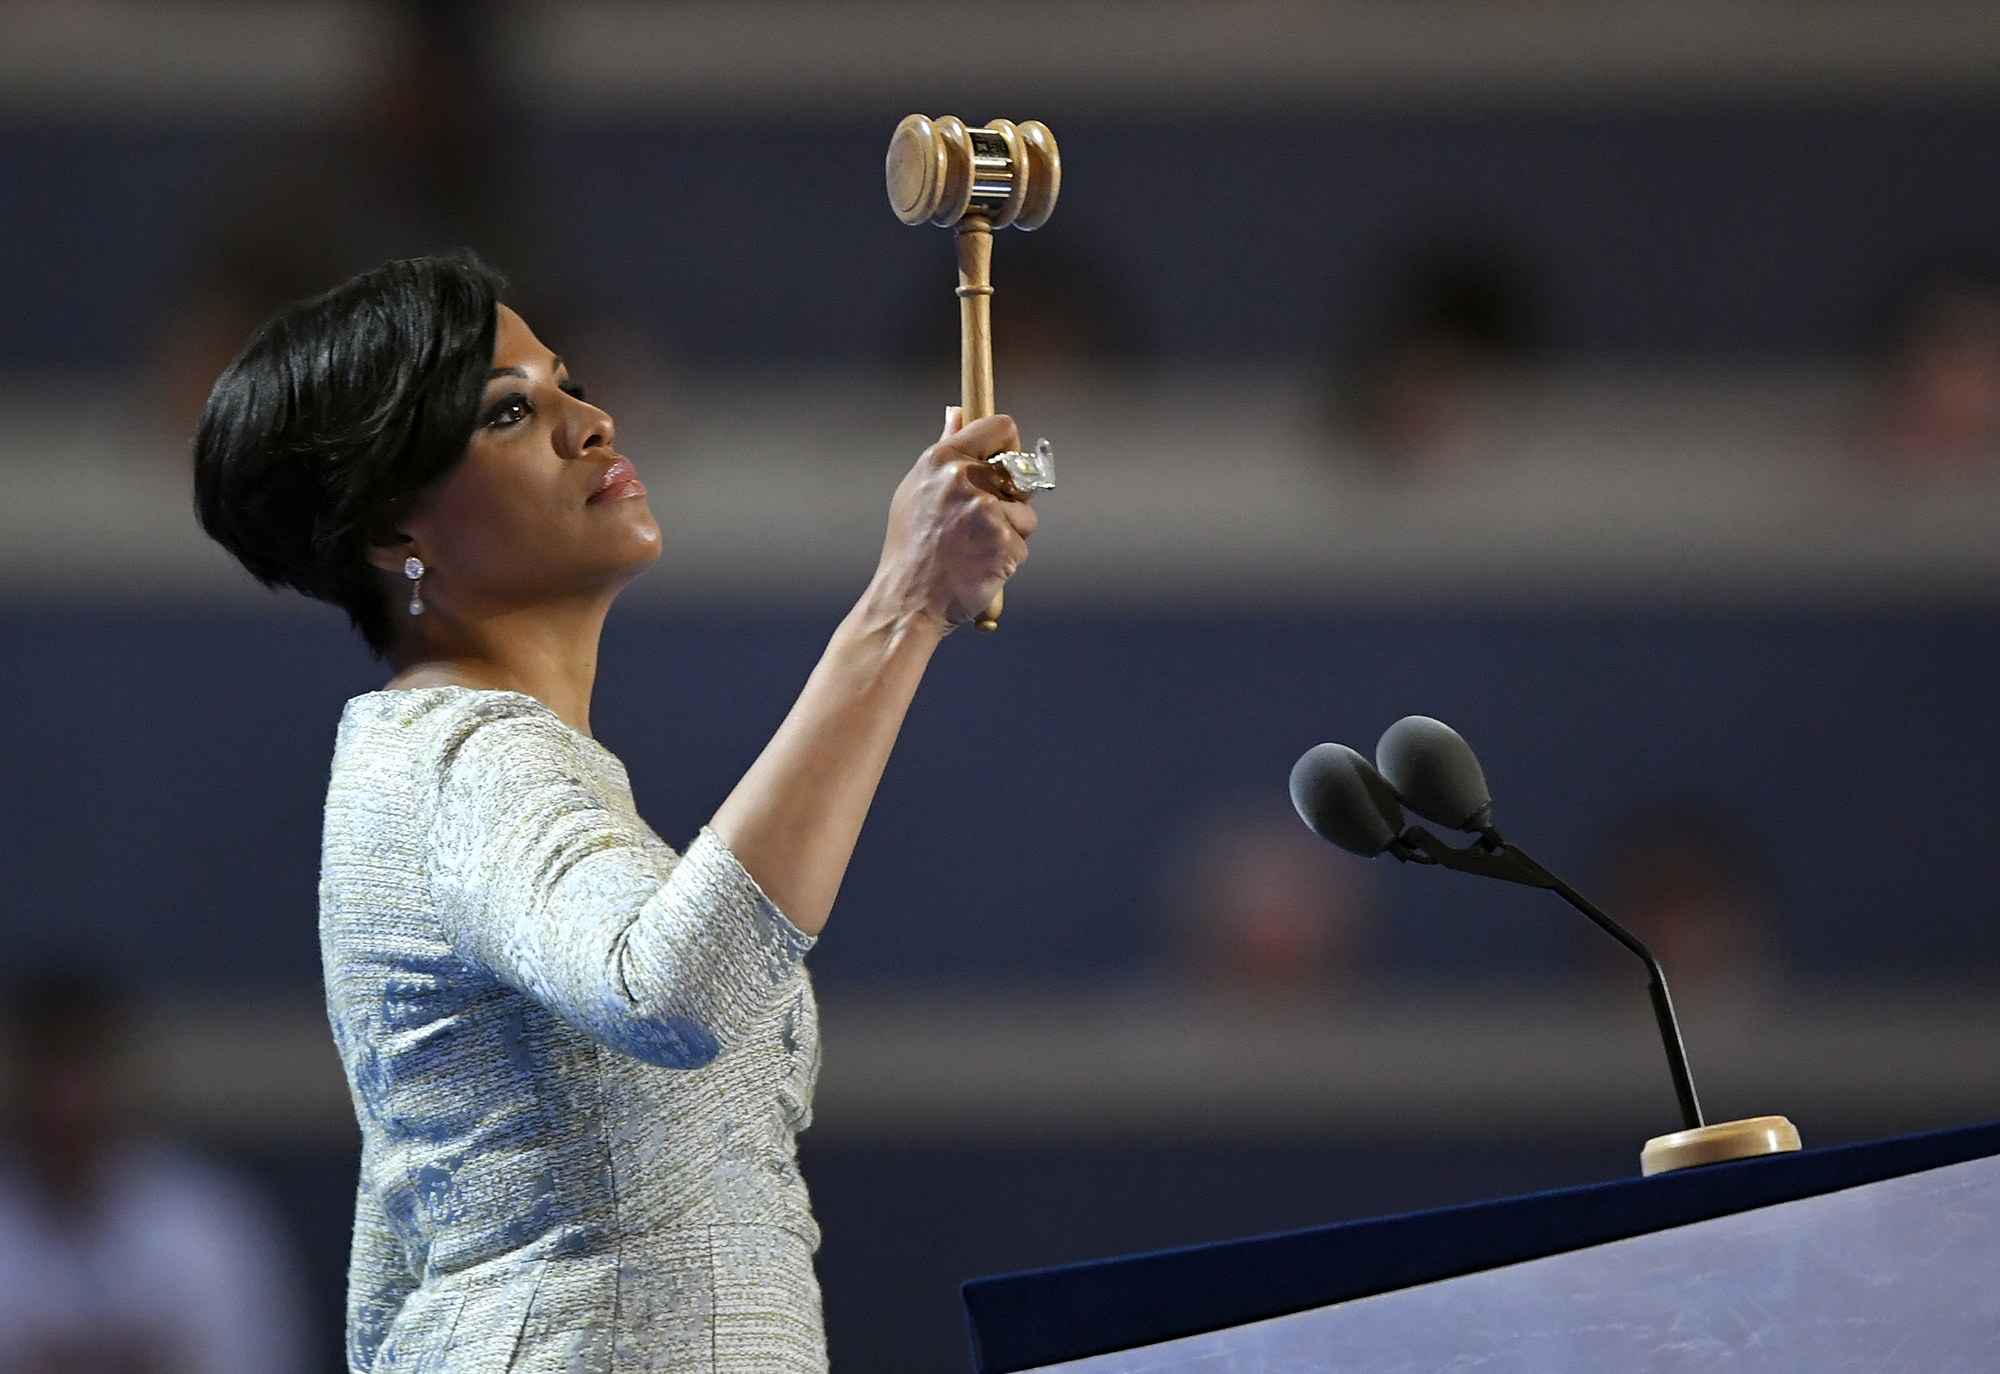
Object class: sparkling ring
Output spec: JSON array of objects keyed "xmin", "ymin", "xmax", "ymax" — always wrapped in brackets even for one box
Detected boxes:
[{"xmin": 986, "ymin": 438, "xmax": 1055, "ymax": 500}]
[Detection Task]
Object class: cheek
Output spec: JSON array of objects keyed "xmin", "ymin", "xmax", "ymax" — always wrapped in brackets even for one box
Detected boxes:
[
  {"xmin": 423, "ymin": 447, "xmax": 658, "ymax": 590},
  {"xmin": 425, "ymin": 452, "xmax": 574, "ymax": 584}
]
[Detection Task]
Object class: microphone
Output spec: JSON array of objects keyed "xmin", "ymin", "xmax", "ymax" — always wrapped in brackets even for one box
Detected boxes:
[
  {"xmin": 1289, "ymin": 716, "xmax": 1801, "ymax": 1176},
  {"xmin": 1288, "ymin": 743, "xmax": 1405, "ymax": 857},
  {"xmin": 1375, "ymin": 715, "xmax": 1491, "ymax": 832}
]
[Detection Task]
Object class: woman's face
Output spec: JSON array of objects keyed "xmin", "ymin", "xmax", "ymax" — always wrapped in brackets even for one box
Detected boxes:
[{"xmin": 400, "ymin": 305, "xmax": 660, "ymax": 617}]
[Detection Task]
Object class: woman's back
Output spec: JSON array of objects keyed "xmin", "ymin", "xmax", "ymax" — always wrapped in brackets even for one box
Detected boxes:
[{"xmin": 322, "ymin": 688, "xmax": 823, "ymax": 1373}]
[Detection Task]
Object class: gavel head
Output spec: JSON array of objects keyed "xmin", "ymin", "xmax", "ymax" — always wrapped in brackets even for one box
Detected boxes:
[{"xmin": 887, "ymin": 115, "xmax": 1060, "ymax": 230}]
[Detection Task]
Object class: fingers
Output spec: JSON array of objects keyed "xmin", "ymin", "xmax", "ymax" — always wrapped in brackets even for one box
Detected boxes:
[
  {"xmin": 952, "ymin": 456, "xmax": 1046, "ymax": 529},
  {"xmin": 953, "ymin": 471, "xmax": 1032, "ymax": 563},
  {"xmin": 934, "ymin": 413, "xmax": 1020, "ymax": 464},
  {"xmin": 942, "ymin": 426, "xmax": 1041, "ymax": 534},
  {"xmin": 930, "ymin": 414, "xmax": 1033, "ymax": 511},
  {"xmin": 979, "ymin": 499, "xmax": 1034, "ymax": 573},
  {"xmin": 880, "ymin": 406, "xmax": 1046, "ymax": 630},
  {"xmin": 942, "ymin": 525, "xmax": 1030, "ymax": 629},
  {"xmin": 908, "ymin": 409, "xmax": 1039, "ymax": 616}
]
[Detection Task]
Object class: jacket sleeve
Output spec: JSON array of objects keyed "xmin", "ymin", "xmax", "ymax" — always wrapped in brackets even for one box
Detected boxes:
[
  {"xmin": 346, "ymin": 1169, "xmax": 417, "ymax": 1374},
  {"xmin": 421, "ymin": 695, "xmax": 813, "ymax": 1070}
]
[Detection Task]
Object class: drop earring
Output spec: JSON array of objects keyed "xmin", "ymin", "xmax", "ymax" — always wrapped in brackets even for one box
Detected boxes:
[{"xmin": 404, "ymin": 556, "xmax": 425, "ymax": 616}]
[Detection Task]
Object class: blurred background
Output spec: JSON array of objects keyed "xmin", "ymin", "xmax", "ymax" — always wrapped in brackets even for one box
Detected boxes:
[{"xmin": 7, "ymin": 0, "xmax": 2000, "ymax": 1368}]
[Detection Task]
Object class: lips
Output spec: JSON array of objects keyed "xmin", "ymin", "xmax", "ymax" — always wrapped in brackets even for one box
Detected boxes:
[{"xmin": 588, "ymin": 456, "xmax": 647, "ymax": 504}]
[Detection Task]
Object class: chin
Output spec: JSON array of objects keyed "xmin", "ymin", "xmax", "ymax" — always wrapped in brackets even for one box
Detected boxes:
[
  {"xmin": 604, "ymin": 498, "xmax": 661, "ymax": 550},
  {"xmin": 568, "ymin": 498, "xmax": 662, "ymax": 591},
  {"xmin": 608, "ymin": 517, "xmax": 665, "ymax": 581},
  {"xmin": 624, "ymin": 536, "xmax": 664, "ymax": 578}
]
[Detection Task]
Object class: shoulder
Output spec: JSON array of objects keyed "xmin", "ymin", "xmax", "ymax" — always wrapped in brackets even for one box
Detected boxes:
[
  {"xmin": 367, "ymin": 690, "xmax": 648, "ymax": 844},
  {"xmin": 335, "ymin": 687, "xmax": 595, "ymax": 783},
  {"xmin": 328, "ymin": 690, "xmax": 613, "ymax": 860},
  {"xmin": 337, "ymin": 684, "xmax": 551, "ymax": 748}
]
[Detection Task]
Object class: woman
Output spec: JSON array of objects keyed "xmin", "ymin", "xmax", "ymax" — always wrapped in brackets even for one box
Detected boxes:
[{"xmin": 193, "ymin": 255, "xmax": 1036, "ymax": 1372}]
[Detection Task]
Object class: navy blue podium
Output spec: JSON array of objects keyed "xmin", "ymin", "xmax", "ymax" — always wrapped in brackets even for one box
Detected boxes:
[{"xmin": 962, "ymin": 1119, "xmax": 2000, "ymax": 1372}]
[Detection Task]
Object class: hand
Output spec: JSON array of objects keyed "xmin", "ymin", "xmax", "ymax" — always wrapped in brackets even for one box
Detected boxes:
[{"xmin": 871, "ymin": 408, "xmax": 1039, "ymax": 632}]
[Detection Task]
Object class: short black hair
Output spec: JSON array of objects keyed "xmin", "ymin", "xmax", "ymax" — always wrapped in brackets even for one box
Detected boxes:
[{"xmin": 193, "ymin": 253, "xmax": 505, "ymax": 655}]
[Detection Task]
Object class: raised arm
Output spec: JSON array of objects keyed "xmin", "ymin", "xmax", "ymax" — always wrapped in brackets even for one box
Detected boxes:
[
  {"xmin": 426, "ymin": 697, "xmax": 815, "ymax": 1068},
  {"xmin": 709, "ymin": 409, "xmax": 1035, "ymax": 935}
]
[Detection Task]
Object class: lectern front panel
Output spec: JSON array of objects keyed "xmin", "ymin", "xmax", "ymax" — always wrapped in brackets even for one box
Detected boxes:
[{"xmin": 1024, "ymin": 1152, "xmax": 2000, "ymax": 1372}]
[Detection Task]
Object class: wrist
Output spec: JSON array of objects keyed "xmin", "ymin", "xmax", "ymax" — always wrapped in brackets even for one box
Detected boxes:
[{"xmin": 847, "ymin": 578, "xmax": 949, "ymax": 656}]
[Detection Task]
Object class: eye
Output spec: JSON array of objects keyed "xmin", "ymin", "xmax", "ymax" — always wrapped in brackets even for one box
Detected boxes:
[
  {"xmin": 482, "ymin": 392, "xmax": 532, "ymax": 428},
  {"xmin": 559, "ymin": 379, "xmax": 587, "ymax": 402}
]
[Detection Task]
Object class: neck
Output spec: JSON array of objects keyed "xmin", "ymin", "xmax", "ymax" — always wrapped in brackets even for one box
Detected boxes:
[{"xmin": 384, "ymin": 592, "xmax": 611, "ymax": 736}]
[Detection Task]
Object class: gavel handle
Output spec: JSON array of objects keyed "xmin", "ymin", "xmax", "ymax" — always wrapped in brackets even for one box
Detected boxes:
[{"xmin": 955, "ymin": 217, "xmax": 1005, "ymax": 632}]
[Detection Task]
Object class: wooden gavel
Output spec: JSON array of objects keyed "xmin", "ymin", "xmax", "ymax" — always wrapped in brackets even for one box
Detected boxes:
[{"xmin": 886, "ymin": 115, "xmax": 1061, "ymax": 631}]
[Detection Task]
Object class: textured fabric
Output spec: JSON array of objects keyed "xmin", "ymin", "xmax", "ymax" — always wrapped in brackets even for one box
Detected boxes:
[{"xmin": 320, "ymin": 687, "xmax": 825, "ymax": 1374}]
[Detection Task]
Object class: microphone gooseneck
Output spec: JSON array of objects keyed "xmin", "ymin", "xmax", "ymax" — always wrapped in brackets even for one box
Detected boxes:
[
  {"xmin": 1290, "ymin": 722, "xmax": 1708, "ymax": 1133},
  {"xmin": 1417, "ymin": 823, "xmax": 1705, "ymax": 1132},
  {"xmin": 1547, "ymin": 865, "xmax": 1706, "ymax": 1132}
]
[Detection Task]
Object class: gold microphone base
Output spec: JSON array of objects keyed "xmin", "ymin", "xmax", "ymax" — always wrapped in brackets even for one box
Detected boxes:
[{"xmin": 1641, "ymin": 1115, "xmax": 1802, "ymax": 1176}]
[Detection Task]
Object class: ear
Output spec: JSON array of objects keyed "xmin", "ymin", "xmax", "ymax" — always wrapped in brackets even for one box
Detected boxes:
[{"xmin": 363, "ymin": 533, "xmax": 417, "ymax": 577}]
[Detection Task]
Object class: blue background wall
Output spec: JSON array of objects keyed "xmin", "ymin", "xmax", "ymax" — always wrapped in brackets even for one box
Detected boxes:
[
  {"xmin": 14, "ymin": 103, "xmax": 2000, "ymax": 372},
  {"xmin": 11, "ymin": 78, "xmax": 2000, "ymax": 1373},
  {"xmin": 4, "ymin": 601, "xmax": 1995, "ymax": 992}
]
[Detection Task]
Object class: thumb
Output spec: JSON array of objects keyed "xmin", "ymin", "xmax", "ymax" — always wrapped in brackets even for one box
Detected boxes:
[{"xmin": 939, "ymin": 405, "xmax": 964, "ymax": 441}]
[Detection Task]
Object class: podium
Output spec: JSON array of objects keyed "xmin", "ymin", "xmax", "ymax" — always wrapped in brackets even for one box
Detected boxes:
[{"xmin": 961, "ymin": 1119, "xmax": 2000, "ymax": 1372}]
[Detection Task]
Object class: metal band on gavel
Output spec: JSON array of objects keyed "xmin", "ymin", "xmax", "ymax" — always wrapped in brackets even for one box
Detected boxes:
[{"xmin": 886, "ymin": 116, "xmax": 1060, "ymax": 631}]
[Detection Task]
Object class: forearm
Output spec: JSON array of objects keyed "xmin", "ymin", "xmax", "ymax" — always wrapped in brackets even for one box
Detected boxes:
[{"xmin": 709, "ymin": 585, "xmax": 944, "ymax": 935}]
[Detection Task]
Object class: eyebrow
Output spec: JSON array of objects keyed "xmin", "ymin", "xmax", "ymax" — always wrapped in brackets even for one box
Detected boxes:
[{"xmin": 487, "ymin": 356, "xmax": 565, "ymax": 382}]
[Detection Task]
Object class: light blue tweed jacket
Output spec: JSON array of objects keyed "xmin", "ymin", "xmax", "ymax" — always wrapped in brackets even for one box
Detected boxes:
[{"xmin": 320, "ymin": 688, "xmax": 824, "ymax": 1373}]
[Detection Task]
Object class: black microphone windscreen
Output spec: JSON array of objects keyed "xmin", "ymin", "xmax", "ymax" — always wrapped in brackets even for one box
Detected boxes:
[
  {"xmin": 1289, "ymin": 743, "xmax": 1406, "ymax": 857},
  {"xmin": 1375, "ymin": 716, "xmax": 1492, "ymax": 831}
]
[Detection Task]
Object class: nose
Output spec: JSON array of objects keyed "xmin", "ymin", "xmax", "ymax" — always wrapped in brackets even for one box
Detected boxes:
[{"xmin": 559, "ymin": 393, "xmax": 616, "ymax": 460}]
